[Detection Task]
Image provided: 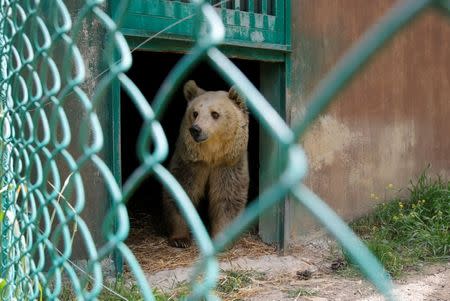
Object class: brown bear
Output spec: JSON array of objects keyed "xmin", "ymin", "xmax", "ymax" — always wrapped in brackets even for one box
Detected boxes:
[{"xmin": 163, "ymin": 80, "xmax": 249, "ymax": 248}]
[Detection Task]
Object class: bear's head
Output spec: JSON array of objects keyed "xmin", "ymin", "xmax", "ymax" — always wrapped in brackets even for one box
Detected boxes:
[{"xmin": 182, "ymin": 80, "xmax": 248, "ymax": 144}]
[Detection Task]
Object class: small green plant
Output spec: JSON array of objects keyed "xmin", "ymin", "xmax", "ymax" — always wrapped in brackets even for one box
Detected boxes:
[
  {"xmin": 154, "ymin": 281, "xmax": 190, "ymax": 301},
  {"xmin": 98, "ymin": 279, "xmax": 144, "ymax": 301},
  {"xmin": 216, "ymin": 269, "xmax": 266, "ymax": 294},
  {"xmin": 59, "ymin": 270, "xmax": 265, "ymax": 301},
  {"xmin": 346, "ymin": 169, "xmax": 449, "ymax": 277},
  {"xmin": 287, "ymin": 287, "xmax": 317, "ymax": 298},
  {"xmin": 59, "ymin": 278, "xmax": 168, "ymax": 301}
]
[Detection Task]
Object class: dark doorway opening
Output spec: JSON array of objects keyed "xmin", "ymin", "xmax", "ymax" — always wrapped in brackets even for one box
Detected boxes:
[{"xmin": 121, "ymin": 50, "xmax": 260, "ymax": 237}]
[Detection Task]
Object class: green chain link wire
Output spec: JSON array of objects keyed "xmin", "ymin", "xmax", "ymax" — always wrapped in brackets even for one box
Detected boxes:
[{"xmin": 0, "ymin": 0, "xmax": 448, "ymax": 300}]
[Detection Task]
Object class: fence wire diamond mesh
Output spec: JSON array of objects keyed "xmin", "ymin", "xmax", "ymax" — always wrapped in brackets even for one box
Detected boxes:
[{"xmin": 1, "ymin": 0, "xmax": 447, "ymax": 300}]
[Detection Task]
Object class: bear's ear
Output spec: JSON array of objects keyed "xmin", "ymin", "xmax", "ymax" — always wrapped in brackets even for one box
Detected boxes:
[
  {"xmin": 228, "ymin": 86, "xmax": 247, "ymax": 112},
  {"xmin": 183, "ymin": 80, "xmax": 205, "ymax": 102}
]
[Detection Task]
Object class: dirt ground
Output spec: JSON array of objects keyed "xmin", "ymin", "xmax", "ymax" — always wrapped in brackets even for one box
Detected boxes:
[{"xmin": 127, "ymin": 225, "xmax": 449, "ymax": 301}]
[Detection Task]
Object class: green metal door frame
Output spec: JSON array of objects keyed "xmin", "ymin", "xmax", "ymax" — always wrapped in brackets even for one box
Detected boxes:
[
  {"xmin": 108, "ymin": 0, "xmax": 292, "ymax": 252},
  {"xmin": 109, "ymin": 76, "xmax": 123, "ymax": 274},
  {"xmin": 111, "ymin": 0, "xmax": 289, "ymax": 48},
  {"xmin": 259, "ymin": 61, "xmax": 289, "ymax": 249},
  {"xmin": 126, "ymin": 36, "xmax": 288, "ymax": 62}
]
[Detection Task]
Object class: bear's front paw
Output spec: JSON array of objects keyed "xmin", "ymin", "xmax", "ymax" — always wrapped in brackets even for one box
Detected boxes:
[{"xmin": 168, "ymin": 237, "xmax": 192, "ymax": 248}]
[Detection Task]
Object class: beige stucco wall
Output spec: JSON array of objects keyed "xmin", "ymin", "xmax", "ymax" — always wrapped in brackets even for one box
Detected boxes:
[{"xmin": 288, "ymin": 1, "xmax": 450, "ymax": 239}]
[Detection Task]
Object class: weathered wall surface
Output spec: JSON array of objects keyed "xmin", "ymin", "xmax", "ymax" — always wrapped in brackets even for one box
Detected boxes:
[
  {"xmin": 288, "ymin": 1, "xmax": 450, "ymax": 238},
  {"xmin": 64, "ymin": 2, "xmax": 110, "ymax": 258}
]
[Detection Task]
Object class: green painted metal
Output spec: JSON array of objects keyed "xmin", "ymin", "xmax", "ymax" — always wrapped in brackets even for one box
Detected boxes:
[
  {"xmin": 258, "ymin": 62, "xmax": 287, "ymax": 247},
  {"xmin": 0, "ymin": 0, "xmax": 446, "ymax": 300},
  {"xmin": 126, "ymin": 36, "xmax": 288, "ymax": 61},
  {"xmin": 109, "ymin": 76, "xmax": 123, "ymax": 275},
  {"xmin": 112, "ymin": 0, "xmax": 289, "ymax": 50}
]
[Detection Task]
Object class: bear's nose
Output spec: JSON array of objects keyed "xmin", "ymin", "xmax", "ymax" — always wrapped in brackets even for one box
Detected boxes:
[{"xmin": 189, "ymin": 125, "xmax": 202, "ymax": 137}]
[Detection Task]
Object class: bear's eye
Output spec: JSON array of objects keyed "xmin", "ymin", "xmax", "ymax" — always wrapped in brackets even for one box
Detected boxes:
[
  {"xmin": 193, "ymin": 111, "xmax": 198, "ymax": 118},
  {"xmin": 211, "ymin": 111, "xmax": 220, "ymax": 120}
]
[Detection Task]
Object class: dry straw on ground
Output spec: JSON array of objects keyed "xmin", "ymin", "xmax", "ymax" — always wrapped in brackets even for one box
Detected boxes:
[{"xmin": 126, "ymin": 213, "xmax": 277, "ymax": 273}]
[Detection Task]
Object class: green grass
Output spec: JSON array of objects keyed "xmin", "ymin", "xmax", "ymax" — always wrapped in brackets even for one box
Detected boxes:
[
  {"xmin": 287, "ymin": 288, "xmax": 317, "ymax": 298},
  {"xmin": 216, "ymin": 269, "xmax": 266, "ymax": 294},
  {"xmin": 344, "ymin": 170, "xmax": 450, "ymax": 278},
  {"xmin": 59, "ymin": 269, "xmax": 264, "ymax": 300},
  {"xmin": 99, "ymin": 280, "xmax": 144, "ymax": 301},
  {"xmin": 58, "ymin": 278, "xmax": 184, "ymax": 301}
]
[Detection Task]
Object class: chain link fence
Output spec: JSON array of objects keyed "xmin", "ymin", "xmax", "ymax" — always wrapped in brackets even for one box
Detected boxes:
[{"xmin": 1, "ymin": 0, "xmax": 448, "ymax": 300}]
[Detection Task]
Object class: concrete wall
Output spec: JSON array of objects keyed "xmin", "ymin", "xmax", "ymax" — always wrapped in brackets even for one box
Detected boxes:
[
  {"xmin": 288, "ymin": 1, "xmax": 450, "ymax": 238},
  {"xmin": 64, "ymin": 1, "xmax": 110, "ymax": 258}
]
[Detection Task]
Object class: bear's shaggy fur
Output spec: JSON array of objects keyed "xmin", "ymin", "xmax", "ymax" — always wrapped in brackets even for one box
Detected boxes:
[{"xmin": 163, "ymin": 80, "xmax": 249, "ymax": 248}]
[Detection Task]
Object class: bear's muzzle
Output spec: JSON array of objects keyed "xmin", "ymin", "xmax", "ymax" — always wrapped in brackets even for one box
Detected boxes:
[{"xmin": 189, "ymin": 125, "xmax": 208, "ymax": 142}]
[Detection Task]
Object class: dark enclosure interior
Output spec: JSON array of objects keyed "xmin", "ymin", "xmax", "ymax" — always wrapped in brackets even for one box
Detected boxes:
[{"xmin": 121, "ymin": 51, "xmax": 260, "ymax": 234}]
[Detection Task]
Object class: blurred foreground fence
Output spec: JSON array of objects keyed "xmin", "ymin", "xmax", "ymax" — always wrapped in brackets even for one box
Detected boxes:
[{"xmin": 1, "ymin": 0, "xmax": 448, "ymax": 300}]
